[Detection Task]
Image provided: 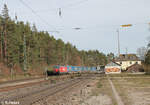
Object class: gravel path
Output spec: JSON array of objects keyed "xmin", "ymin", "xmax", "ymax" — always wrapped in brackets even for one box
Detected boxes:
[
  {"xmin": 108, "ymin": 77, "xmax": 124, "ymax": 105},
  {"xmin": 82, "ymin": 94, "xmax": 112, "ymax": 105}
]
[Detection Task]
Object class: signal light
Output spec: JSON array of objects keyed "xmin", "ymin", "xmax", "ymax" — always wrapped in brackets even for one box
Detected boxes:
[{"xmin": 121, "ymin": 24, "xmax": 132, "ymax": 27}]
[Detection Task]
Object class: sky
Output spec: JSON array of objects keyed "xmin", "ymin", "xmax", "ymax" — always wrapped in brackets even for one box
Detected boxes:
[{"xmin": 1, "ymin": 0, "xmax": 150, "ymax": 55}]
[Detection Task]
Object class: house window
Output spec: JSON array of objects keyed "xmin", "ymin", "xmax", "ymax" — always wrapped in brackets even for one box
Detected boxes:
[
  {"xmin": 130, "ymin": 62, "xmax": 132, "ymax": 64},
  {"xmin": 136, "ymin": 62, "xmax": 138, "ymax": 64}
]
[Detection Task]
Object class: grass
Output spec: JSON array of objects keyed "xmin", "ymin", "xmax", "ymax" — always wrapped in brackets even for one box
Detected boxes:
[
  {"xmin": 0, "ymin": 74, "xmax": 41, "ymax": 82},
  {"xmin": 50, "ymin": 79, "xmax": 56, "ymax": 84},
  {"xmin": 70, "ymin": 75, "xmax": 75, "ymax": 79},
  {"xmin": 91, "ymin": 78, "xmax": 117, "ymax": 105},
  {"xmin": 112, "ymin": 78, "xmax": 132, "ymax": 105},
  {"xmin": 124, "ymin": 78, "xmax": 150, "ymax": 87},
  {"xmin": 97, "ymin": 81, "xmax": 103, "ymax": 88},
  {"xmin": 111, "ymin": 74, "xmax": 150, "ymax": 105},
  {"xmin": 108, "ymin": 73, "xmax": 150, "ymax": 77}
]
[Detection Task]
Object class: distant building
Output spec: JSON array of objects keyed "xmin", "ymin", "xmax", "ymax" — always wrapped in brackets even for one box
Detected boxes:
[
  {"xmin": 115, "ymin": 54, "xmax": 141, "ymax": 70},
  {"xmin": 105, "ymin": 61, "xmax": 121, "ymax": 74},
  {"xmin": 126, "ymin": 63, "xmax": 144, "ymax": 72}
]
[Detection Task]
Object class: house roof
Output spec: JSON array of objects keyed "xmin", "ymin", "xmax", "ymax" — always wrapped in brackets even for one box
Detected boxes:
[
  {"xmin": 126, "ymin": 63, "xmax": 143, "ymax": 72},
  {"xmin": 106, "ymin": 61, "xmax": 121, "ymax": 67},
  {"xmin": 126, "ymin": 63, "xmax": 142, "ymax": 70},
  {"xmin": 115, "ymin": 54, "xmax": 140, "ymax": 61}
]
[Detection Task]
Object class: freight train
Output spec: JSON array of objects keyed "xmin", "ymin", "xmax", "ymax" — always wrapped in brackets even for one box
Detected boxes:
[{"xmin": 53, "ymin": 65, "xmax": 104, "ymax": 74}]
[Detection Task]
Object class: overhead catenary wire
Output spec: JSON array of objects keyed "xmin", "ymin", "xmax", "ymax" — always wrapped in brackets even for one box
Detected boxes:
[
  {"xmin": 19, "ymin": 0, "xmax": 59, "ymax": 33},
  {"xmin": 60, "ymin": 0, "xmax": 89, "ymax": 9},
  {"xmin": 3, "ymin": 0, "xmax": 150, "ymax": 33},
  {"xmin": 12, "ymin": 0, "xmax": 86, "ymax": 33},
  {"xmin": 14, "ymin": 0, "xmax": 90, "ymax": 15},
  {"xmin": 58, "ymin": 0, "xmax": 89, "ymax": 17},
  {"xmin": 15, "ymin": 1, "xmax": 150, "ymax": 28}
]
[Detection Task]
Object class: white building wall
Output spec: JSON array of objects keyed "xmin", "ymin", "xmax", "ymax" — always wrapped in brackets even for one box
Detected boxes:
[{"xmin": 116, "ymin": 61, "xmax": 141, "ymax": 70}]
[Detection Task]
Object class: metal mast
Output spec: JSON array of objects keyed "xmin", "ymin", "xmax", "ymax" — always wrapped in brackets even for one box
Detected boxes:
[{"xmin": 117, "ymin": 29, "xmax": 120, "ymax": 57}]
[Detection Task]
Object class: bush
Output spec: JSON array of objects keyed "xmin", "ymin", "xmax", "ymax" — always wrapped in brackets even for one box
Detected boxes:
[{"xmin": 143, "ymin": 64, "xmax": 150, "ymax": 74}]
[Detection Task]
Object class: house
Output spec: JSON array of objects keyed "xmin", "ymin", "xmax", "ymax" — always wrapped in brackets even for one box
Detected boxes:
[
  {"xmin": 105, "ymin": 61, "xmax": 121, "ymax": 74},
  {"xmin": 126, "ymin": 63, "xmax": 144, "ymax": 72},
  {"xmin": 115, "ymin": 54, "xmax": 141, "ymax": 70}
]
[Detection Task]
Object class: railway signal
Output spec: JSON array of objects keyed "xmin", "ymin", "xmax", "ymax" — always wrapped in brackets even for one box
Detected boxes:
[
  {"xmin": 59, "ymin": 8, "xmax": 62, "ymax": 17},
  {"xmin": 121, "ymin": 24, "xmax": 132, "ymax": 27}
]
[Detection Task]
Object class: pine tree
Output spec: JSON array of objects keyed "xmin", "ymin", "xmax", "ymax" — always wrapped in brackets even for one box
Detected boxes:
[
  {"xmin": 0, "ymin": 4, "xmax": 108, "ymax": 74},
  {"xmin": 1, "ymin": 4, "xmax": 10, "ymax": 63},
  {"xmin": 2, "ymin": 4, "xmax": 9, "ymax": 21}
]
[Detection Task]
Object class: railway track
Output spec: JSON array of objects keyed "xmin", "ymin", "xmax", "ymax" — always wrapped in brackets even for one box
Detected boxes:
[
  {"xmin": 0, "ymin": 74, "xmax": 98, "ymax": 105},
  {"xmin": 0, "ymin": 73, "xmax": 84, "ymax": 92},
  {"xmin": 0, "ymin": 77, "xmax": 45, "ymax": 87}
]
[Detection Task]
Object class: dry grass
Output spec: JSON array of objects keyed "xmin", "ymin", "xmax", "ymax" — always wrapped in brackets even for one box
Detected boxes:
[
  {"xmin": 0, "ymin": 74, "xmax": 43, "ymax": 82},
  {"xmin": 108, "ymin": 73, "xmax": 150, "ymax": 77},
  {"xmin": 91, "ymin": 78, "xmax": 117, "ymax": 105},
  {"xmin": 124, "ymin": 78, "xmax": 150, "ymax": 87},
  {"xmin": 111, "ymin": 78, "xmax": 132, "ymax": 105},
  {"xmin": 111, "ymin": 74, "xmax": 150, "ymax": 105}
]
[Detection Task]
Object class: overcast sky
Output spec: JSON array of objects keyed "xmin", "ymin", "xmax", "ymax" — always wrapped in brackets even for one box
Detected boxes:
[{"xmin": 1, "ymin": 0, "xmax": 150, "ymax": 55}]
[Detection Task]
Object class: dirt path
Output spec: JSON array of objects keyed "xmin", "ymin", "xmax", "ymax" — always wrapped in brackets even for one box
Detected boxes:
[{"xmin": 108, "ymin": 77, "xmax": 124, "ymax": 105}]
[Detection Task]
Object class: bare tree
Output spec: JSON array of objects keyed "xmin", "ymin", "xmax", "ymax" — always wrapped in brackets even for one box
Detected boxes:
[{"xmin": 137, "ymin": 47, "xmax": 147, "ymax": 60}]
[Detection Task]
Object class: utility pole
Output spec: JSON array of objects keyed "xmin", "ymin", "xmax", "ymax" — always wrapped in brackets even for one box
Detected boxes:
[
  {"xmin": 65, "ymin": 51, "xmax": 69, "ymax": 65},
  {"xmin": 117, "ymin": 29, "xmax": 120, "ymax": 57},
  {"xmin": 81, "ymin": 56, "xmax": 83, "ymax": 66},
  {"xmin": 126, "ymin": 47, "xmax": 128, "ymax": 55},
  {"xmin": 23, "ymin": 32, "xmax": 27, "ymax": 72},
  {"xmin": 63, "ymin": 45, "xmax": 65, "ymax": 65}
]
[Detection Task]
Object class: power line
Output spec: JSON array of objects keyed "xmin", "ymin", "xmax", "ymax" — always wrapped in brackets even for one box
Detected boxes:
[
  {"xmin": 10, "ymin": 0, "xmax": 150, "ymax": 32},
  {"xmin": 61, "ymin": 0, "xmax": 90, "ymax": 9},
  {"xmin": 58, "ymin": 0, "xmax": 89, "ymax": 17},
  {"xmin": 19, "ymin": 0, "xmax": 59, "ymax": 33},
  {"xmin": 16, "ymin": 0, "xmax": 90, "ymax": 15}
]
